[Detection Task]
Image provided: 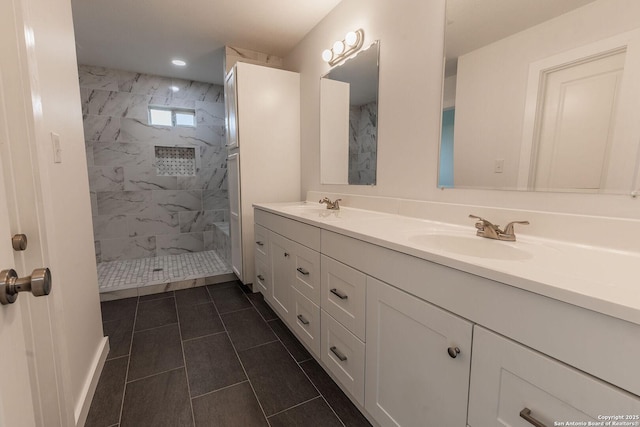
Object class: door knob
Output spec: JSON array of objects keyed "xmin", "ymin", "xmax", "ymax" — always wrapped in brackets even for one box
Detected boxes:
[{"xmin": 0, "ymin": 268, "xmax": 52, "ymax": 305}]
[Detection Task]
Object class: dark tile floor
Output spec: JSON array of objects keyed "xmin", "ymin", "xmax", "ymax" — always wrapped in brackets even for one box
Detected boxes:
[{"xmin": 86, "ymin": 280, "xmax": 372, "ymax": 427}]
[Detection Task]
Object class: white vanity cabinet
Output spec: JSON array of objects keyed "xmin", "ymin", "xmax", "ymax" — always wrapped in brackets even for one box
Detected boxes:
[
  {"xmin": 254, "ymin": 205, "xmax": 640, "ymax": 427},
  {"xmin": 224, "ymin": 62, "xmax": 300, "ymax": 285},
  {"xmin": 365, "ymin": 276, "xmax": 473, "ymax": 427}
]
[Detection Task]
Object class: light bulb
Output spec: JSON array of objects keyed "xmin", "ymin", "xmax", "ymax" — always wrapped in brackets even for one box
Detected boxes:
[
  {"xmin": 333, "ymin": 40, "xmax": 345, "ymax": 55},
  {"xmin": 322, "ymin": 49, "xmax": 333, "ymax": 62},
  {"xmin": 171, "ymin": 59, "xmax": 187, "ymax": 66},
  {"xmin": 345, "ymin": 31, "xmax": 358, "ymax": 47}
]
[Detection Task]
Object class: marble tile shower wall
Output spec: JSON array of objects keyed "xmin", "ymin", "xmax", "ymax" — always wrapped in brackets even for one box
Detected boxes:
[
  {"xmin": 79, "ymin": 65, "xmax": 229, "ymax": 263},
  {"xmin": 349, "ymin": 102, "xmax": 377, "ymax": 185}
]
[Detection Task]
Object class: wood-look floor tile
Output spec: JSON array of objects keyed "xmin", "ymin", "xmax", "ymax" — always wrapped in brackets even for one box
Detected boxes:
[
  {"xmin": 134, "ymin": 297, "xmax": 177, "ymax": 331},
  {"xmin": 192, "ymin": 382, "xmax": 267, "ymax": 427},
  {"xmin": 221, "ymin": 309, "xmax": 276, "ymax": 351},
  {"xmin": 120, "ymin": 368, "xmax": 193, "ymax": 427},
  {"xmin": 239, "ymin": 341, "xmax": 318, "ymax": 416},
  {"xmin": 128, "ymin": 324, "xmax": 183, "ymax": 381},
  {"xmin": 268, "ymin": 397, "xmax": 342, "ymax": 427},
  {"xmin": 300, "ymin": 359, "xmax": 372, "ymax": 427},
  {"xmin": 183, "ymin": 333, "xmax": 246, "ymax": 397},
  {"xmin": 178, "ymin": 302, "xmax": 224, "ymax": 340},
  {"xmin": 85, "ymin": 357, "xmax": 128, "ymax": 427}
]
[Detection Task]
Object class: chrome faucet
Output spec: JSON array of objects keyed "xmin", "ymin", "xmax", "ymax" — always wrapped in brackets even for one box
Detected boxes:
[
  {"xmin": 469, "ymin": 215, "xmax": 529, "ymax": 242},
  {"xmin": 319, "ymin": 197, "xmax": 341, "ymax": 210}
]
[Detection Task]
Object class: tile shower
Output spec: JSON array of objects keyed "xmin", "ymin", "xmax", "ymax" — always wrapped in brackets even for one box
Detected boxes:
[{"xmin": 79, "ymin": 65, "xmax": 232, "ymax": 293}]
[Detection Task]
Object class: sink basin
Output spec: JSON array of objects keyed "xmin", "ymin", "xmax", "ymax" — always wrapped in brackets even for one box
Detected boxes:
[{"xmin": 408, "ymin": 233, "xmax": 533, "ymax": 261}]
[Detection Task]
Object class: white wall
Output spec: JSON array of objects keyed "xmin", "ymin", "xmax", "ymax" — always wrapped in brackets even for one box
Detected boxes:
[
  {"xmin": 285, "ymin": 0, "xmax": 640, "ymax": 220},
  {"xmin": 20, "ymin": 0, "xmax": 106, "ymax": 422},
  {"xmin": 454, "ymin": 0, "xmax": 640, "ymax": 190}
]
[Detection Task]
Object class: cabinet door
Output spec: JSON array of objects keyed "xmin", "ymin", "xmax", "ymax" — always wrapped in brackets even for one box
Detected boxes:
[
  {"xmin": 468, "ymin": 326, "xmax": 640, "ymax": 427},
  {"xmin": 227, "ymin": 152, "xmax": 243, "ymax": 280},
  {"xmin": 365, "ymin": 277, "xmax": 473, "ymax": 427},
  {"xmin": 268, "ymin": 231, "xmax": 294, "ymax": 320}
]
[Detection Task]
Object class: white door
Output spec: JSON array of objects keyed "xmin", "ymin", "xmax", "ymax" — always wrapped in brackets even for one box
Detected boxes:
[
  {"xmin": 0, "ymin": 165, "xmax": 37, "ymax": 427},
  {"xmin": 0, "ymin": 0, "xmax": 66, "ymax": 425},
  {"xmin": 227, "ymin": 152, "xmax": 243, "ymax": 280},
  {"xmin": 533, "ymin": 50, "xmax": 626, "ymax": 192}
]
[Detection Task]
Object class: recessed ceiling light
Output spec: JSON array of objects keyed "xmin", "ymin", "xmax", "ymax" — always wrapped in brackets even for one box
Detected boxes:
[{"xmin": 171, "ymin": 59, "xmax": 186, "ymax": 66}]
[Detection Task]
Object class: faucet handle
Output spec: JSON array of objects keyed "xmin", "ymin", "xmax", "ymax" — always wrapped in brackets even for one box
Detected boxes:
[
  {"xmin": 468, "ymin": 214, "xmax": 497, "ymax": 229},
  {"xmin": 334, "ymin": 199, "xmax": 342, "ymax": 208},
  {"xmin": 503, "ymin": 221, "xmax": 530, "ymax": 236}
]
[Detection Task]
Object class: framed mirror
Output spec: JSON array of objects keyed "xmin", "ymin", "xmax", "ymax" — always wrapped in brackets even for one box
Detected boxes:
[
  {"xmin": 320, "ymin": 41, "xmax": 380, "ymax": 185},
  {"xmin": 440, "ymin": 0, "xmax": 640, "ymax": 194}
]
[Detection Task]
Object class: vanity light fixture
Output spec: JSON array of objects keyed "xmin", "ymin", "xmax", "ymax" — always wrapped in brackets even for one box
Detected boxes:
[
  {"xmin": 171, "ymin": 59, "xmax": 187, "ymax": 66},
  {"xmin": 322, "ymin": 29, "xmax": 365, "ymax": 66}
]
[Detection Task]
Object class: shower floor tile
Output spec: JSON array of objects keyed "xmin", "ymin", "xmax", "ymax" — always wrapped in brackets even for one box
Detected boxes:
[{"xmin": 97, "ymin": 250, "xmax": 232, "ymax": 292}]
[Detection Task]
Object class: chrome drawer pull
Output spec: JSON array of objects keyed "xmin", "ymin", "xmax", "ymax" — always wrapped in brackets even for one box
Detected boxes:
[
  {"xmin": 256, "ymin": 241, "xmax": 264, "ymax": 246},
  {"xmin": 297, "ymin": 314, "xmax": 310, "ymax": 325},
  {"xmin": 330, "ymin": 288, "xmax": 348, "ymax": 300},
  {"xmin": 296, "ymin": 267, "xmax": 310, "ymax": 276},
  {"xmin": 330, "ymin": 346, "xmax": 348, "ymax": 361},
  {"xmin": 520, "ymin": 408, "xmax": 548, "ymax": 427},
  {"xmin": 257, "ymin": 275, "xmax": 265, "ymax": 281}
]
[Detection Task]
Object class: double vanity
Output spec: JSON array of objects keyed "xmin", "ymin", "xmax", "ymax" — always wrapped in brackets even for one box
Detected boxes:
[{"xmin": 253, "ymin": 200, "xmax": 640, "ymax": 427}]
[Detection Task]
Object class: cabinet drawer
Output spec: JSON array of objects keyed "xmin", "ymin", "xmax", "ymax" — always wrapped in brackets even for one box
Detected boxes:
[
  {"xmin": 254, "ymin": 224, "xmax": 269, "ymax": 263},
  {"xmin": 321, "ymin": 255, "xmax": 366, "ymax": 341},
  {"xmin": 293, "ymin": 242, "xmax": 320, "ymax": 305},
  {"xmin": 254, "ymin": 257, "xmax": 270, "ymax": 296},
  {"xmin": 469, "ymin": 326, "xmax": 640, "ymax": 427},
  {"xmin": 291, "ymin": 287, "xmax": 320, "ymax": 357},
  {"xmin": 321, "ymin": 310, "xmax": 365, "ymax": 406}
]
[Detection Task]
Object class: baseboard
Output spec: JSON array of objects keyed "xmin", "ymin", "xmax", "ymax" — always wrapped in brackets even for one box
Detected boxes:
[{"xmin": 74, "ymin": 336, "xmax": 109, "ymax": 427}]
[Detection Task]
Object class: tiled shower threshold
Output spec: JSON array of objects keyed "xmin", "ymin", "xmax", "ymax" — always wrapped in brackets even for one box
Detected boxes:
[{"xmin": 98, "ymin": 250, "xmax": 235, "ymax": 301}]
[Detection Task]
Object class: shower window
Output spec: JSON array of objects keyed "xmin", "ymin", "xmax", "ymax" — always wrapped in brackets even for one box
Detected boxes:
[{"xmin": 149, "ymin": 107, "xmax": 196, "ymax": 128}]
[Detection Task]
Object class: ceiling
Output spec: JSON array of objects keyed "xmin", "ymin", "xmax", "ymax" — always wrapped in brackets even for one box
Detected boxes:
[
  {"xmin": 445, "ymin": 0, "xmax": 598, "ymax": 76},
  {"xmin": 71, "ymin": 0, "xmax": 343, "ymax": 85}
]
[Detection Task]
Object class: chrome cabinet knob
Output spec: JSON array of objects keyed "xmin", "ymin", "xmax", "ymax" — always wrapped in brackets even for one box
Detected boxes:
[
  {"xmin": 447, "ymin": 347, "xmax": 460, "ymax": 358},
  {"xmin": 0, "ymin": 268, "xmax": 52, "ymax": 305}
]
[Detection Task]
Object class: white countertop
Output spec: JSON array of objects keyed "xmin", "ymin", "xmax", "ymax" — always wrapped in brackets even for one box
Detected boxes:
[{"xmin": 254, "ymin": 201, "xmax": 640, "ymax": 326}]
